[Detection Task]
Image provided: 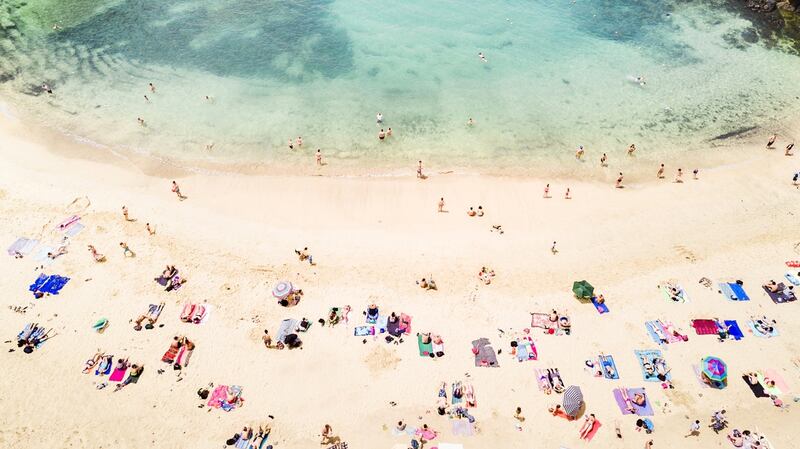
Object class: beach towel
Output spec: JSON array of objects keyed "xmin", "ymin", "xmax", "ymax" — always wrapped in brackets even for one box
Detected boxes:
[
  {"xmin": 432, "ymin": 341, "xmax": 444, "ymax": 357},
  {"xmin": 95, "ymin": 356, "xmax": 113, "ymax": 375},
  {"xmin": 645, "ymin": 321, "xmax": 666, "ymax": 346},
  {"xmin": 531, "ymin": 313, "xmax": 554, "ymax": 329},
  {"xmin": 464, "ymin": 383, "xmax": 476, "ymax": 408},
  {"xmin": 451, "ymin": 420, "xmax": 473, "ymax": 436},
  {"xmin": 763, "ymin": 369, "xmax": 791, "ymax": 395},
  {"xmin": 591, "ymin": 297, "xmax": 609, "ymax": 314},
  {"xmin": 659, "ymin": 321, "xmax": 686, "ymax": 343},
  {"xmin": 516, "ymin": 339, "xmax": 537, "ymax": 362},
  {"xmin": 719, "ymin": 283, "xmax": 737, "ymax": 301},
  {"xmin": 57, "ymin": 215, "xmax": 80, "ymax": 230},
  {"xmin": 276, "ymin": 319, "xmax": 298, "ymax": 342},
  {"xmin": 762, "ymin": 284, "xmax": 797, "ymax": 304},
  {"xmin": 207, "ymin": 385, "xmax": 228, "ymax": 408},
  {"xmin": 418, "ymin": 334, "xmax": 433, "ymax": 357},
  {"xmin": 536, "ymin": 369, "xmax": 553, "ymax": 392},
  {"xmin": 723, "ymin": 320, "xmax": 744, "ymax": 340},
  {"xmin": 691, "ymin": 319, "xmax": 717, "ymax": 335},
  {"xmin": 785, "ymin": 272, "xmax": 800, "ymax": 286},
  {"xmin": 600, "ymin": 355, "xmax": 619, "ymax": 379},
  {"xmin": 399, "ymin": 313, "xmax": 412, "ymax": 334},
  {"xmin": 634, "ymin": 350, "xmax": 670, "ymax": 382},
  {"xmin": 691, "ymin": 364, "xmax": 710, "ymax": 389},
  {"xmin": 63, "ymin": 222, "xmax": 85, "ymax": 238},
  {"xmin": 109, "ymin": 366, "xmax": 128, "ymax": 382},
  {"xmin": 162, "ymin": 345, "xmax": 178, "ymax": 364},
  {"xmin": 661, "ymin": 283, "xmax": 688, "ymax": 303},
  {"xmin": 729, "ymin": 283, "xmax": 750, "ymax": 301},
  {"xmin": 742, "ymin": 375, "xmax": 770, "ymax": 398},
  {"xmin": 40, "ymin": 275, "xmax": 70, "ymax": 294},
  {"xmin": 354, "ymin": 325, "xmax": 375, "ymax": 337},
  {"xmin": 33, "ymin": 246, "xmax": 56, "ymax": 266},
  {"xmin": 7, "ymin": 237, "xmax": 39, "ymax": 256},
  {"xmin": 581, "ymin": 419, "xmax": 602, "ymax": 442},
  {"xmin": 613, "ymin": 388, "xmax": 654, "ymax": 416},
  {"xmin": 191, "ymin": 304, "xmax": 210, "ymax": 324},
  {"xmin": 471, "ymin": 338, "xmax": 498, "ymax": 367},
  {"xmin": 747, "ymin": 320, "xmax": 779, "ymax": 338},
  {"xmin": 387, "ymin": 319, "xmax": 402, "ymax": 337}
]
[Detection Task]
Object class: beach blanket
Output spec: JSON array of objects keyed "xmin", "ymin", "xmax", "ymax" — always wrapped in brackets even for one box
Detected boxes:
[
  {"xmin": 516, "ymin": 339, "xmax": 537, "ymax": 362},
  {"xmin": 747, "ymin": 320, "xmax": 779, "ymax": 338},
  {"xmin": 451, "ymin": 419, "xmax": 474, "ymax": 436},
  {"xmin": 207, "ymin": 385, "xmax": 228, "ymax": 408},
  {"xmin": 743, "ymin": 375, "xmax": 770, "ymax": 398},
  {"xmin": 634, "ymin": 350, "xmax": 671, "ymax": 382},
  {"xmin": 7, "ymin": 237, "xmax": 39, "ymax": 256},
  {"xmin": 691, "ymin": 319, "xmax": 717, "ymax": 335},
  {"xmin": 29, "ymin": 274, "xmax": 70, "ymax": 296},
  {"xmin": 661, "ymin": 283, "xmax": 688, "ymax": 303},
  {"xmin": 109, "ymin": 366, "xmax": 128, "ymax": 382},
  {"xmin": 763, "ymin": 283, "xmax": 797, "ymax": 304},
  {"xmin": 728, "ymin": 283, "xmax": 749, "ymax": 301},
  {"xmin": 471, "ymin": 338, "xmax": 498, "ymax": 367},
  {"xmin": 162, "ymin": 345, "xmax": 178, "ymax": 364},
  {"xmin": 33, "ymin": 246, "xmax": 56, "ymax": 266},
  {"xmin": 582, "ymin": 419, "xmax": 602, "ymax": 442},
  {"xmin": 531, "ymin": 312, "xmax": 556, "ymax": 330},
  {"xmin": 763, "ymin": 369, "xmax": 791, "ymax": 395},
  {"xmin": 600, "ymin": 355, "xmax": 619, "ymax": 379},
  {"xmin": 591, "ymin": 297, "xmax": 609, "ymax": 314},
  {"xmin": 660, "ymin": 321, "xmax": 687, "ymax": 343},
  {"xmin": 64, "ymin": 222, "xmax": 85, "ymax": 238},
  {"xmin": 722, "ymin": 320, "xmax": 744, "ymax": 340},
  {"xmin": 785, "ymin": 272, "xmax": 800, "ymax": 286},
  {"xmin": 645, "ymin": 321, "xmax": 674, "ymax": 346},
  {"xmin": 613, "ymin": 388, "xmax": 654, "ymax": 416},
  {"xmin": 418, "ymin": 334, "xmax": 433, "ymax": 357},
  {"xmin": 95, "ymin": 356, "xmax": 113, "ymax": 375},
  {"xmin": 399, "ymin": 313, "xmax": 412, "ymax": 334},
  {"xmin": 276, "ymin": 319, "xmax": 298, "ymax": 342},
  {"xmin": 57, "ymin": 215, "xmax": 80, "ymax": 230},
  {"xmin": 354, "ymin": 325, "xmax": 375, "ymax": 337}
]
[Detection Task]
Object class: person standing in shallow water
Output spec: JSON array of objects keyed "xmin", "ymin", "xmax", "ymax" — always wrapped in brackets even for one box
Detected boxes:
[
  {"xmin": 378, "ymin": 129, "xmax": 386, "ymax": 141},
  {"xmin": 657, "ymin": 164, "xmax": 665, "ymax": 179},
  {"xmin": 766, "ymin": 134, "xmax": 776, "ymax": 149}
]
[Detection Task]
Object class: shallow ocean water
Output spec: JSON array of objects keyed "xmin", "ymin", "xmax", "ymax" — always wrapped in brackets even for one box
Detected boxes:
[{"xmin": 0, "ymin": 0, "xmax": 799, "ymax": 173}]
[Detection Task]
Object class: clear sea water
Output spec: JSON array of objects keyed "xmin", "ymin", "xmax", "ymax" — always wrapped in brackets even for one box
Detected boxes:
[{"xmin": 1, "ymin": 0, "xmax": 799, "ymax": 174}]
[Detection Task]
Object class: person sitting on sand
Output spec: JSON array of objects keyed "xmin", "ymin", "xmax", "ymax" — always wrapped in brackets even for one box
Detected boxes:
[
  {"xmin": 477, "ymin": 206, "xmax": 484, "ymax": 217},
  {"xmin": 728, "ymin": 429, "xmax": 744, "ymax": 447},
  {"xmin": 47, "ymin": 245, "xmax": 68, "ymax": 260},
  {"xmin": 87, "ymin": 245, "xmax": 106, "ymax": 262},
  {"xmin": 538, "ymin": 371, "xmax": 553, "ymax": 394},
  {"xmin": 328, "ymin": 308, "xmax": 340, "ymax": 327},
  {"xmin": 549, "ymin": 309, "xmax": 559, "ymax": 323},
  {"xmin": 294, "ymin": 247, "xmax": 314, "ymax": 265},
  {"xmin": 478, "ymin": 267, "xmax": 495, "ymax": 284},
  {"xmin": 467, "ymin": 207, "xmax": 476, "ymax": 217},
  {"xmin": 366, "ymin": 303, "xmax": 379, "ymax": 321},
  {"xmin": 579, "ymin": 414, "xmax": 597, "ymax": 439},
  {"xmin": 420, "ymin": 333, "xmax": 432, "ymax": 344},
  {"xmin": 115, "ymin": 364, "xmax": 143, "ymax": 391},
  {"xmin": 763, "ymin": 280, "xmax": 780, "ymax": 293},
  {"xmin": 416, "ymin": 277, "xmax": 437, "ymax": 291}
]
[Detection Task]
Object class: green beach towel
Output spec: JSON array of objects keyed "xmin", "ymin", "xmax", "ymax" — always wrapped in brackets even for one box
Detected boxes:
[{"xmin": 418, "ymin": 334, "xmax": 433, "ymax": 357}]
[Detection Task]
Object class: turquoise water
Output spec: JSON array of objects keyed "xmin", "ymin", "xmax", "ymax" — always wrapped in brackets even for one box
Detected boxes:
[{"xmin": 1, "ymin": 0, "xmax": 800, "ymax": 173}]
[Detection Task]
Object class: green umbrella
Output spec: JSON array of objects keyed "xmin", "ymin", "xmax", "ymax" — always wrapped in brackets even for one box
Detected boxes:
[{"xmin": 572, "ymin": 280, "xmax": 594, "ymax": 299}]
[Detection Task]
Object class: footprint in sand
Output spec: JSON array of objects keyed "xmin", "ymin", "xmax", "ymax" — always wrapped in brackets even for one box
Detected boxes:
[{"xmin": 673, "ymin": 245, "xmax": 698, "ymax": 263}]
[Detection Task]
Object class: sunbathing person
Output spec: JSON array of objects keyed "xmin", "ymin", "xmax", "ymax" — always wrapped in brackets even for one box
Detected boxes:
[
  {"xmin": 620, "ymin": 388, "xmax": 646, "ymax": 413},
  {"xmin": 420, "ymin": 333, "xmax": 432, "ymax": 344},
  {"xmin": 115, "ymin": 364, "xmax": 143, "ymax": 391},
  {"xmin": 640, "ymin": 355, "xmax": 656, "ymax": 377},
  {"xmin": 548, "ymin": 369, "xmax": 565, "ymax": 393},
  {"xmin": 654, "ymin": 358, "xmax": 670, "ymax": 380},
  {"xmin": 763, "ymin": 280, "xmax": 780, "ymax": 293},
  {"xmin": 549, "ymin": 310, "xmax": 559, "ymax": 323},
  {"xmin": 728, "ymin": 429, "xmax": 744, "ymax": 447},
  {"xmin": 87, "ymin": 245, "xmax": 106, "ymax": 262},
  {"xmin": 579, "ymin": 414, "xmax": 597, "ymax": 439},
  {"xmin": 83, "ymin": 352, "xmax": 105, "ymax": 373},
  {"xmin": 538, "ymin": 371, "xmax": 553, "ymax": 394}
]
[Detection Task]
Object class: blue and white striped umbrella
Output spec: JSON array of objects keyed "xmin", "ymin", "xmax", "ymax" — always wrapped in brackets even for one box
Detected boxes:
[{"xmin": 563, "ymin": 385, "xmax": 584, "ymax": 417}]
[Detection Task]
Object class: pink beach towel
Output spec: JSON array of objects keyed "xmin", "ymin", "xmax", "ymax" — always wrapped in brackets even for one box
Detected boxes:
[
  {"xmin": 207, "ymin": 385, "xmax": 228, "ymax": 408},
  {"xmin": 661, "ymin": 321, "xmax": 687, "ymax": 343},
  {"xmin": 582, "ymin": 420, "xmax": 602, "ymax": 442},
  {"xmin": 691, "ymin": 319, "xmax": 717, "ymax": 335},
  {"xmin": 399, "ymin": 313, "xmax": 412, "ymax": 334},
  {"xmin": 531, "ymin": 313, "xmax": 552, "ymax": 329},
  {"xmin": 765, "ymin": 369, "xmax": 791, "ymax": 394},
  {"xmin": 109, "ymin": 366, "xmax": 128, "ymax": 382}
]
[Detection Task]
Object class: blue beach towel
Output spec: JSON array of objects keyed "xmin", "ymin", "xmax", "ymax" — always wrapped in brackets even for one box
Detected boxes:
[
  {"xmin": 591, "ymin": 297, "xmax": 609, "ymax": 314},
  {"xmin": 723, "ymin": 320, "xmax": 744, "ymax": 340},
  {"xmin": 634, "ymin": 349, "xmax": 671, "ymax": 382},
  {"xmin": 600, "ymin": 355, "xmax": 619, "ymax": 379},
  {"xmin": 645, "ymin": 321, "xmax": 665, "ymax": 347},
  {"xmin": 40, "ymin": 275, "xmax": 70, "ymax": 295},
  {"xmin": 729, "ymin": 283, "xmax": 750, "ymax": 301},
  {"xmin": 747, "ymin": 321, "xmax": 779, "ymax": 338},
  {"xmin": 785, "ymin": 272, "xmax": 800, "ymax": 286},
  {"xmin": 64, "ymin": 222, "xmax": 85, "ymax": 238}
]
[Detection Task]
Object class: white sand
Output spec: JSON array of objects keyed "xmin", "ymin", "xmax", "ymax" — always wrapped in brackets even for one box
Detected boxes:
[{"xmin": 0, "ymin": 112, "xmax": 798, "ymax": 449}]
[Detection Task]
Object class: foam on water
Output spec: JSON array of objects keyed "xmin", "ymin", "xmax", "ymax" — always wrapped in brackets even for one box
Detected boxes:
[{"xmin": 1, "ymin": 0, "xmax": 799, "ymax": 174}]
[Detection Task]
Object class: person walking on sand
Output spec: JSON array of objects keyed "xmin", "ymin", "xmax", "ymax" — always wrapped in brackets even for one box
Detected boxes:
[
  {"xmin": 685, "ymin": 419, "xmax": 701, "ymax": 437},
  {"xmin": 438, "ymin": 197, "xmax": 445, "ymax": 213},
  {"xmin": 575, "ymin": 145, "xmax": 584, "ymax": 160},
  {"xmin": 514, "ymin": 406, "xmax": 525, "ymax": 430},
  {"xmin": 417, "ymin": 160, "xmax": 424, "ymax": 179},
  {"xmin": 122, "ymin": 206, "xmax": 132, "ymax": 222},
  {"xmin": 627, "ymin": 143, "xmax": 636, "ymax": 156},
  {"xmin": 565, "ymin": 187, "xmax": 571, "ymax": 199},
  {"xmin": 693, "ymin": 169, "xmax": 699, "ymax": 180},
  {"xmin": 146, "ymin": 223, "xmax": 156, "ymax": 235},
  {"xmin": 767, "ymin": 134, "xmax": 776, "ymax": 149},
  {"xmin": 543, "ymin": 184, "xmax": 550, "ymax": 198},
  {"xmin": 616, "ymin": 172, "xmax": 624, "ymax": 188},
  {"xmin": 657, "ymin": 163, "xmax": 665, "ymax": 179},
  {"xmin": 316, "ymin": 149, "xmax": 322, "ymax": 166},
  {"xmin": 119, "ymin": 242, "xmax": 135, "ymax": 258},
  {"xmin": 171, "ymin": 181, "xmax": 185, "ymax": 200},
  {"xmin": 551, "ymin": 241, "xmax": 558, "ymax": 255},
  {"xmin": 600, "ymin": 153, "xmax": 608, "ymax": 167},
  {"xmin": 262, "ymin": 330, "xmax": 273, "ymax": 348},
  {"xmin": 321, "ymin": 424, "xmax": 334, "ymax": 445},
  {"xmin": 793, "ymin": 172, "xmax": 799, "ymax": 187},
  {"xmin": 786, "ymin": 142, "xmax": 794, "ymax": 156},
  {"xmin": 675, "ymin": 168, "xmax": 683, "ymax": 183}
]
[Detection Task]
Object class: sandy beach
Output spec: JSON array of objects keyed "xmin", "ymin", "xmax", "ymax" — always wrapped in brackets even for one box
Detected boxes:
[{"xmin": 1, "ymin": 110, "xmax": 799, "ymax": 449}]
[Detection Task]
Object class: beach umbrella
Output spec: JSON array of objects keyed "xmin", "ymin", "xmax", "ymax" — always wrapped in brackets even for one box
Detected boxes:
[
  {"xmin": 272, "ymin": 281, "xmax": 294, "ymax": 300},
  {"xmin": 562, "ymin": 385, "xmax": 584, "ymax": 417},
  {"xmin": 701, "ymin": 356, "xmax": 727, "ymax": 386},
  {"xmin": 572, "ymin": 280, "xmax": 594, "ymax": 299}
]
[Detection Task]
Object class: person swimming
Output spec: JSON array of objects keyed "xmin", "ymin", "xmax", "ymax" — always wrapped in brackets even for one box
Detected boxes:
[{"xmin": 478, "ymin": 52, "xmax": 488, "ymax": 62}]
